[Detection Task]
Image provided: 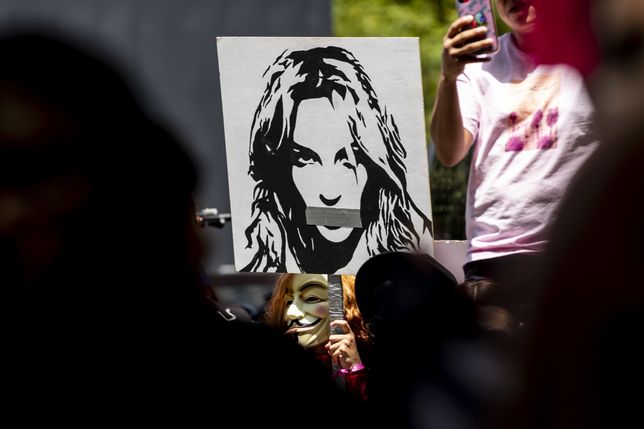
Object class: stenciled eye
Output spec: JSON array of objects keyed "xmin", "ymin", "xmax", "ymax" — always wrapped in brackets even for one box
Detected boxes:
[
  {"xmin": 334, "ymin": 144, "xmax": 358, "ymax": 172},
  {"xmin": 304, "ymin": 296, "xmax": 323, "ymax": 303},
  {"xmin": 291, "ymin": 142, "xmax": 321, "ymax": 167}
]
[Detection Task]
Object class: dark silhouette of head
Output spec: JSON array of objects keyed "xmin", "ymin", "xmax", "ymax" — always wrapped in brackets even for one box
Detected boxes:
[{"xmin": 355, "ymin": 252, "xmax": 491, "ymax": 428}]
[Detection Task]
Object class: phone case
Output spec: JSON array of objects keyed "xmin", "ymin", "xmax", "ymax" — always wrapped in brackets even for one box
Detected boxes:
[{"xmin": 455, "ymin": 0, "xmax": 500, "ymax": 57}]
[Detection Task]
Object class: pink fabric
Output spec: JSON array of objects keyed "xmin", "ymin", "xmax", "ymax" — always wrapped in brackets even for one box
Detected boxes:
[
  {"xmin": 532, "ymin": 0, "xmax": 599, "ymax": 77},
  {"xmin": 340, "ymin": 366, "xmax": 368, "ymax": 402},
  {"xmin": 335, "ymin": 362, "xmax": 366, "ymax": 376}
]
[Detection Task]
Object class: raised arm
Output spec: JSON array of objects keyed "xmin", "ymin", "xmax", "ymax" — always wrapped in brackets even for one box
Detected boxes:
[{"xmin": 430, "ymin": 15, "xmax": 494, "ymax": 167}]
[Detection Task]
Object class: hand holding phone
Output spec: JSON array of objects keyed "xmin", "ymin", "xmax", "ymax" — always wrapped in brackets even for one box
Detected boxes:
[{"xmin": 455, "ymin": 0, "xmax": 499, "ymax": 59}]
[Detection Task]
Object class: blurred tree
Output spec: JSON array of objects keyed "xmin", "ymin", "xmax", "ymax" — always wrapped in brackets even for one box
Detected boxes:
[{"xmin": 333, "ymin": 0, "xmax": 506, "ymax": 239}]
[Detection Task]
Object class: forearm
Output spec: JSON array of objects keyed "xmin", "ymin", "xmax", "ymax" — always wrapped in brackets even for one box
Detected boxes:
[{"xmin": 430, "ymin": 76, "xmax": 471, "ymax": 167}]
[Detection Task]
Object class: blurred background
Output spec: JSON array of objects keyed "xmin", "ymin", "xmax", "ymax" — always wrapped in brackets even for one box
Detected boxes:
[{"xmin": 1, "ymin": 0, "xmax": 505, "ymax": 311}]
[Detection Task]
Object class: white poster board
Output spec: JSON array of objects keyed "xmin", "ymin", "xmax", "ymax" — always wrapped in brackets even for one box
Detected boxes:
[
  {"xmin": 218, "ymin": 37, "xmax": 433, "ymax": 274},
  {"xmin": 433, "ymin": 240, "xmax": 467, "ymax": 284}
]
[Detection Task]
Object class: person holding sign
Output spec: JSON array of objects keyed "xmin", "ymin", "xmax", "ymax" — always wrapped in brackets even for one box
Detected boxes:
[
  {"xmin": 242, "ymin": 46, "xmax": 433, "ymax": 274},
  {"xmin": 430, "ymin": 0, "xmax": 599, "ymax": 331},
  {"xmin": 262, "ymin": 273, "xmax": 370, "ymax": 401}
]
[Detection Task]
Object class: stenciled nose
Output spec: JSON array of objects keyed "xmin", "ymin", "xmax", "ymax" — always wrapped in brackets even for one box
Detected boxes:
[{"xmin": 319, "ymin": 194, "xmax": 341, "ymax": 206}]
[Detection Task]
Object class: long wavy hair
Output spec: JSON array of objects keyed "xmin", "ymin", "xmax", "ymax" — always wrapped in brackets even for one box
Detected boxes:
[
  {"xmin": 263, "ymin": 274, "xmax": 371, "ymax": 346},
  {"xmin": 243, "ymin": 46, "xmax": 432, "ymax": 273}
]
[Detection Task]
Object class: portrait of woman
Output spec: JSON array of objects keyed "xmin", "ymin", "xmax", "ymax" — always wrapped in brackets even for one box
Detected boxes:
[{"xmin": 238, "ymin": 44, "xmax": 433, "ymax": 273}]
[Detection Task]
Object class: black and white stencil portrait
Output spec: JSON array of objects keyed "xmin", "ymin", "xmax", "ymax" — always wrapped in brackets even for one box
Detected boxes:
[{"xmin": 218, "ymin": 38, "xmax": 434, "ymax": 274}]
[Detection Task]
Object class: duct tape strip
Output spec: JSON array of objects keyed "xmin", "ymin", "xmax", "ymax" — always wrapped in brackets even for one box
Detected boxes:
[{"xmin": 305, "ymin": 207, "xmax": 362, "ymax": 228}]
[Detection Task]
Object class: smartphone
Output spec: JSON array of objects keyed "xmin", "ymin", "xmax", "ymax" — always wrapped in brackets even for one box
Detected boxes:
[{"xmin": 455, "ymin": 0, "xmax": 500, "ymax": 58}]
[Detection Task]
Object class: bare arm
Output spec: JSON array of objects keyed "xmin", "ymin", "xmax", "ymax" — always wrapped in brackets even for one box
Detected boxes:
[
  {"xmin": 431, "ymin": 74, "xmax": 473, "ymax": 167},
  {"xmin": 430, "ymin": 15, "xmax": 494, "ymax": 167}
]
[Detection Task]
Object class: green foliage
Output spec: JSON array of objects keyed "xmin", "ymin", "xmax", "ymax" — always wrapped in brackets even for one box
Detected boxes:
[
  {"xmin": 333, "ymin": 0, "xmax": 453, "ymax": 119},
  {"xmin": 333, "ymin": 0, "xmax": 469, "ymax": 238}
]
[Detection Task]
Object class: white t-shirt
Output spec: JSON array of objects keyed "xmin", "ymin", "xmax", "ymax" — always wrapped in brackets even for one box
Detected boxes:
[{"xmin": 457, "ymin": 33, "xmax": 599, "ymax": 262}]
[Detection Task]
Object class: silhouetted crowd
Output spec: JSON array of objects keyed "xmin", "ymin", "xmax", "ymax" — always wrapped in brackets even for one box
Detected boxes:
[{"xmin": 3, "ymin": 0, "xmax": 644, "ymax": 425}]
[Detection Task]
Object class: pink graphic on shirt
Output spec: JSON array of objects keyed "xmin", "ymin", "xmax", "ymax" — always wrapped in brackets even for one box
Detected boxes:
[
  {"xmin": 505, "ymin": 135, "xmax": 525, "ymax": 151},
  {"xmin": 538, "ymin": 107, "xmax": 559, "ymax": 149},
  {"xmin": 503, "ymin": 72, "xmax": 561, "ymax": 152},
  {"xmin": 537, "ymin": 136, "xmax": 555, "ymax": 149},
  {"xmin": 546, "ymin": 107, "xmax": 558, "ymax": 127},
  {"xmin": 505, "ymin": 112, "xmax": 524, "ymax": 151},
  {"xmin": 509, "ymin": 111, "xmax": 518, "ymax": 129},
  {"xmin": 531, "ymin": 109, "xmax": 543, "ymax": 137}
]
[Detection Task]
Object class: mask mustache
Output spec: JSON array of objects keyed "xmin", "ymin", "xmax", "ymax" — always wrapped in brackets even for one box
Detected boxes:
[{"xmin": 286, "ymin": 318, "xmax": 321, "ymax": 329}]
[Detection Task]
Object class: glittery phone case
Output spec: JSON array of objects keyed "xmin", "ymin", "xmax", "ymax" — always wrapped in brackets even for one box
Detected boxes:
[{"xmin": 455, "ymin": 0, "xmax": 500, "ymax": 57}]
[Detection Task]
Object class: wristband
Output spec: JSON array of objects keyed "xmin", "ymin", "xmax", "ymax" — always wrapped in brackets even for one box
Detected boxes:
[
  {"xmin": 335, "ymin": 363, "xmax": 366, "ymax": 377},
  {"xmin": 350, "ymin": 363, "xmax": 365, "ymax": 372}
]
